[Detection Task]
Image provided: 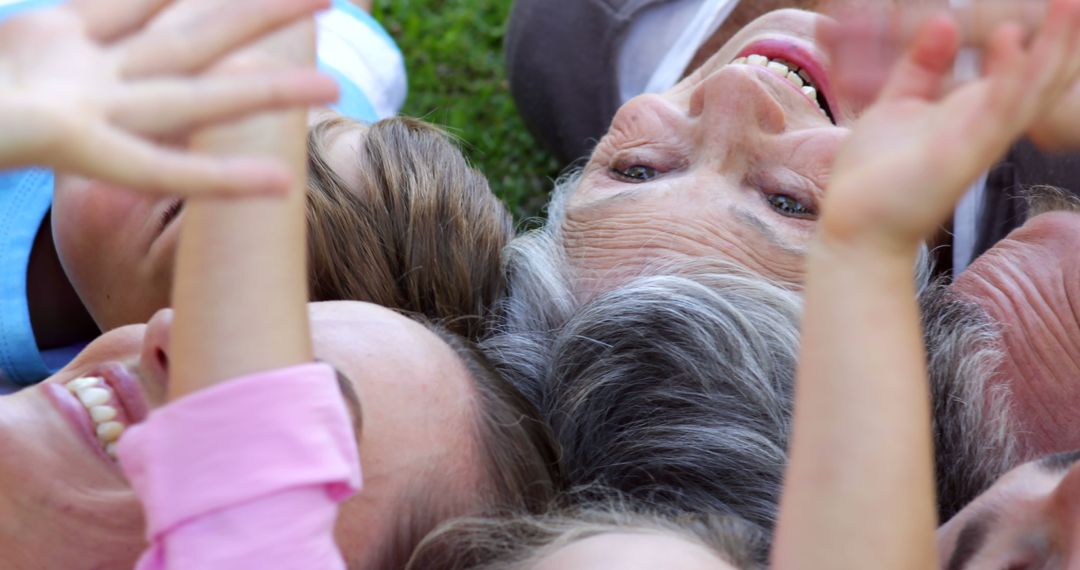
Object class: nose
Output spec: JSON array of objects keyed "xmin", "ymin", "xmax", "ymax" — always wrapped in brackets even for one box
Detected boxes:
[
  {"xmin": 139, "ymin": 308, "xmax": 173, "ymax": 400},
  {"xmin": 690, "ymin": 65, "xmax": 787, "ymax": 136}
]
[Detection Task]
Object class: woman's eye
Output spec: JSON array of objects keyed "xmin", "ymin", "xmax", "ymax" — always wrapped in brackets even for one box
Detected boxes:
[
  {"xmin": 613, "ymin": 165, "xmax": 660, "ymax": 182},
  {"xmin": 767, "ymin": 194, "xmax": 815, "ymax": 219}
]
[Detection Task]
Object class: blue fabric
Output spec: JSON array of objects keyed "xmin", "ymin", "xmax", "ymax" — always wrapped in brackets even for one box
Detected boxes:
[
  {"xmin": 320, "ymin": 65, "xmax": 379, "ymax": 124},
  {"xmin": 0, "ymin": 170, "xmax": 55, "ymax": 388},
  {"xmin": 0, "ymin": 0, "xmax": 390, "ymax": 388},
  {"xmin": 332, "ymin": 0, "xmax": 398, "ymax": 48},
  {"xmin": 0, "ymin": 0, "xmax": 61, "ymax": 21}
]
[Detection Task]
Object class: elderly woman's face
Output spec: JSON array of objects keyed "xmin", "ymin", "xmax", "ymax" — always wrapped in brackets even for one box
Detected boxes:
[
  {"xmin": 0, "ymin": 302, "xmax": 480, "ymax": 570},
  {"xmin": 566, "ymin": 9, "xmax": 852, "ymax": 296}
]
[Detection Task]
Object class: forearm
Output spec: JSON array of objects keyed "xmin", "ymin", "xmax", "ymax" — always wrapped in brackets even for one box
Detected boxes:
[
  {"xmin": 772, "ymin": 238, "xmax": 937, "ymax": 570},
  {"xmin": 169, "ymin": 22, "xmax": 314, "ymax": 399}
]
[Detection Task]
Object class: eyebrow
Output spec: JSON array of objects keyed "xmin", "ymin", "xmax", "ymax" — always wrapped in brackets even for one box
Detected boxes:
[
  {"xmin": 332, "ymin": 368, "xmax": 364, "ymax": 439},
  {"xmin": 946, "ymin": 513, "xmax": 994, "ymax": 570},
  {"xmin": 1038, "ymin": 449, "xmax": 1080, "ymax": 473}
]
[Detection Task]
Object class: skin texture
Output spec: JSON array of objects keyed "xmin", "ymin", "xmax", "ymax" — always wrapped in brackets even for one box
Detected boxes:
[
  {"xmin": 566, "ymin": 9, "xmax": 852, "ymax": 297},
  {"xmin": 951, "ymin": 212, "xmax": 1080, "ymax": 459},
  {"xmin": 530, "ymin": 533, "xmax": 736, "ymax": 570},
  {"xmin": 772, "ymin": 3, "xmax": 1080, "ymax": 569},
  {"xmin": 0, "ymin": 301, "xmax": 481, "ymax": 570},
  {"xmin": 936, "ymin": 455, "xmax": 1080, "ymax": 569},
  {"xmin": 48, "ymin": 109, "xmax": 367, "ymax": 332}
]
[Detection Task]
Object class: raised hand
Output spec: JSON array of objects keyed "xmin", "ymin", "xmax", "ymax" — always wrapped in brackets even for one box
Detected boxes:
[
  {"xmin": 820, "ymin": 0, "xmax": 1080, "ymax": 253},
  {"xmin": 0, "ymin": 0, "xmax": 338, "ymax": 196}
]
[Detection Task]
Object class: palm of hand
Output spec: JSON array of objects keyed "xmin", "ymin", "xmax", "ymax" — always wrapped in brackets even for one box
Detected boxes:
[
  {"xmin": 824, "ymin": 83, "xmax": 1017, "ymax": 249},
  {"xmin": 0, "ymin": 11, "xmax": 115, "ymax": 164},
  {"xmin": 821, "ymin": 5, "xmax": 1080, "ymax": 251}
]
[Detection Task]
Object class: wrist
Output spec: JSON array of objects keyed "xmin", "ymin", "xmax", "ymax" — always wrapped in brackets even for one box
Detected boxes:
[{"xmin": 808, "ymin": 228, "xmax": 922, "ymax": 281}]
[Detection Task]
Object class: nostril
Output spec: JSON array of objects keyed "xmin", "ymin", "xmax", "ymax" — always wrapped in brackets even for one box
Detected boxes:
[{"xmin": 155, "ymin": 348, "xmax": 169, "ymax": 372}]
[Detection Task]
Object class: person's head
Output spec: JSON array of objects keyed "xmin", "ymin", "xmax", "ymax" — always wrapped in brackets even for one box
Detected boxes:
[
  {"xmin": 52, "ymin": 112, "xmax": 511, "ymax": 339},
  {"xmin": 555, "ymin": 8, "xmax": 852, "ymax": 299},
  {"xmin": 407, "ymin": 502, "xmax": 768, "ymax": 570},
  {"xmin": 0, "ymin": 301, "xmax": 558, "ymax": 570},
  {"xmin": 306, "ymin": 115, "xmax": 513, "ymax": 339},
  {"xmin": 949, "ymin": 191, "xmax": 1080, "ymax": 459},
  {"xmin": 488, "ymin": 270, "xmax": 802, "ymax": 533},
  {"xmin": 937, "ymin": 449, "xmax": 1080, "ymax": 569}
]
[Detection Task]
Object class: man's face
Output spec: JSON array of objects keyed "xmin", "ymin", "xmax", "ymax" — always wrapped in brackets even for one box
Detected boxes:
[
  {"xmin": 0, "ymin": 301, "xmax": 481, "ymax": 570},
  {"xmin": 950, "ymin": 211, "xmax": 1080, "ymax": 458},
  {"xmin": 937, "ymin": 451, "xmax": 1080, "ymax": 569},
  {"xmin": 565, "ymin": 9, "xmax": 853, "ymax": 298}
]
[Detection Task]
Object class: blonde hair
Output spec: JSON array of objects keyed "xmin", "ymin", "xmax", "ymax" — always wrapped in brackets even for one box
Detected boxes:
[{"xmin": 305, "ymin": 116, "xmax": 513, "ymax": 339}]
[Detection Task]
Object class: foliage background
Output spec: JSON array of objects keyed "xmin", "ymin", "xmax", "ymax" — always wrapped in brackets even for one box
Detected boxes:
[{"xmin": 373, "ymin": 0, "xmax": 563, "ymax": 224}]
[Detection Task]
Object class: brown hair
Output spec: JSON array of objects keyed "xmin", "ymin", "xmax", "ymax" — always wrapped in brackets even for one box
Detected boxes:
[
  {"xmin": 406, "ymin": 500, "xmax": 768, "ymax": 570},
  {"xmin": 363, "ymin": 323, "xmax": 564, "ymax": 570},
  {"xmin": 306, "ymin": 117, "xmax": 514, "ymax": 340}
]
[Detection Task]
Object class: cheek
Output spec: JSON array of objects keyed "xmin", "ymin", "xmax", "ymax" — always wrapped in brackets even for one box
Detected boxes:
[{"xmin": 53, "ymin": 177, "xmax": 148, "ymax": 258}]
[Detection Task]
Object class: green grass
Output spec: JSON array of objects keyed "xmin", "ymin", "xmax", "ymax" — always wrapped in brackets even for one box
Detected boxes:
[{"xmin": 374, "ymin": 0, "xmax": 563, "ymax": 224}]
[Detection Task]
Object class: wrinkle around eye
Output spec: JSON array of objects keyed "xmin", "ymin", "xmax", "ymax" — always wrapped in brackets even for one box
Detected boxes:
[{"xmin": 561, "ymin": 209, "xmax": 806, "ymax": 293}]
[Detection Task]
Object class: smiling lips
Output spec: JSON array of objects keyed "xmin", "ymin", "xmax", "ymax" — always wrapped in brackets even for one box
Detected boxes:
[
  {"xmin": 733, "ymin": 54, "xmax": 830, "ymax": 118},
  {"xmin": 63, "ymin": 376, "xmax": 131, "ymax": 459}
]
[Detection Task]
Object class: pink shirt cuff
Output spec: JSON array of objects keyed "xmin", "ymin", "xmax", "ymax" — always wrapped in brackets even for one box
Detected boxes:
[{"xmin": 118, "ymin": 362, "xmax": 361, "ymax": 567}]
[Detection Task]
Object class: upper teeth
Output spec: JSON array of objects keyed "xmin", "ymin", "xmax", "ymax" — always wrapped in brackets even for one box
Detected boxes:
[
  {"xmin": 65, "ymin": 377, "xmax": 125, "ymax": 460},
  {"xmin": 732, "ymin": 54, "xmax": 828, "ymax": 118}
]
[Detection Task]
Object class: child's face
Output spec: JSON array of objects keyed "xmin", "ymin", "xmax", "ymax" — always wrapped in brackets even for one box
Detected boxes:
[
  {"xmin": 0, "ymin": 301, "xmax": 483, "ymax": 569},
  {"xmin": 50, "ymin": 111, "xmax": 367, "ymax": 333},
  {"xmin": 531, "ymin": 532, "xmax": 737, "ymax": 570},
  {"xmin": 51, "ymin": 174, "xmax": 180, "ymax": 331}
]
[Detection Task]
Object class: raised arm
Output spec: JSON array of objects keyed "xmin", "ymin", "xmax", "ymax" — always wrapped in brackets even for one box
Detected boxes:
[
  {"xmin": 772, "ymin": 3, "xmax": 1080, "ymax": 569},
  {"xmin": 0, "ymin": 0, "xmax": 335, "ymax": 195}
]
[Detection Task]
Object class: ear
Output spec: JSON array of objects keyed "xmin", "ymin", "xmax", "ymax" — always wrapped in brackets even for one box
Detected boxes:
[{"xmin": 1048, "ymin": 460, "xmax": 1080, "ymax": 553}]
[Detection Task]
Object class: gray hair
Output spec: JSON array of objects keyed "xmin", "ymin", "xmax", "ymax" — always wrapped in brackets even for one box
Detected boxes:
[
  {"xmin": 407, "ymin": 498, "xmax": 769, "ymax": 570},
  {"xmin": 491, "ymin": 172, "xmax": 1011, "ymax": 530},
  {"xmin": 489, "ymin": 270, "xmax": 803, "ymax": 533},
  {"xmin": 920, "ymin": 283, "xmax": 1018, "ymax": 520}
]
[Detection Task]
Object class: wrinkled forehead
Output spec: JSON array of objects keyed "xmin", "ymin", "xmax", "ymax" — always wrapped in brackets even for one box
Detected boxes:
[{"xmin": 557, "ymin": 178, "xmax": 809, "ymax": 298}]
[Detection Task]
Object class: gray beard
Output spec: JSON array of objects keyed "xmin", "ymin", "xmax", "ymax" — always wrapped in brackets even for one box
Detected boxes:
[{"xmin": 921, "ymin": 282, "xmax": 1019, "ymax": 521}]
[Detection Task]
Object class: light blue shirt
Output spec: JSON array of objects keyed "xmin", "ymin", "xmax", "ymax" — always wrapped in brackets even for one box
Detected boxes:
[{"xmin": 0, "ymin": 0, "xmax": 405, "ymax": 390}]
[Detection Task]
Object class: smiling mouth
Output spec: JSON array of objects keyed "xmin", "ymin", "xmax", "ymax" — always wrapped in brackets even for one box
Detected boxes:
[
  {"xmin": 45, "ymin": 365, "xmax": 150, "ymax": 463},
  {"xmin": 732, "ymin": 53, "xmax": 836, "ymax": 124}
]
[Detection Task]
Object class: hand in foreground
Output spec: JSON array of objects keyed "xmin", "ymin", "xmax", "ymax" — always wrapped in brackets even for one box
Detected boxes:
[
  {"xmin": 820, "ymin": 0, "xmax": 1080, "ymax": 253},
  {"xmin": 0, "ymin": 0, "xmax": 339, "ymax": 196},
  {"xmin": 823, "ymin": 0, "xmax": 1080, "ymax": 153}
]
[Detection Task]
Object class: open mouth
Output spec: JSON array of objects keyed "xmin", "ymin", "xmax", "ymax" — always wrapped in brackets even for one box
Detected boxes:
[
  {"xmin": 45, "ymin": 364, "xmax": 150, "ymax": 463},
  {"xmin": 733, "ymin": 41, "xmax": 836, "ymax": 124}
]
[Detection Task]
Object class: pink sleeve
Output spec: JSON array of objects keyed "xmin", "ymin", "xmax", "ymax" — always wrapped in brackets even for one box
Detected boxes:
[{"xmin": 117, "ymin": 363, "xmax": 362, "ymax": 570}]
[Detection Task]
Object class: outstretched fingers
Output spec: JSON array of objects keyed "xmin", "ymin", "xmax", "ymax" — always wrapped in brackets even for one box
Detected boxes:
[
  {"xmin": 55, "ymin": 124, "xmax": 293, "ymax": 197},
  {"xmin": 117, "ymin": 0, "xmax": 331, "ymax": 78},
  {"xmin": 108, "ymin": 70, "xmax": 339, "ymax": 138},
  {"xmin": 984, "ymin": 0, "xmax": 1080, "ymax": 128},
  {"xmin": 66, "ymin": 0, "xmax": 171, "ymax": 42},
  {"xmin": 877, "ymin": 13, "xmax": 961, "ymax": 103}
]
